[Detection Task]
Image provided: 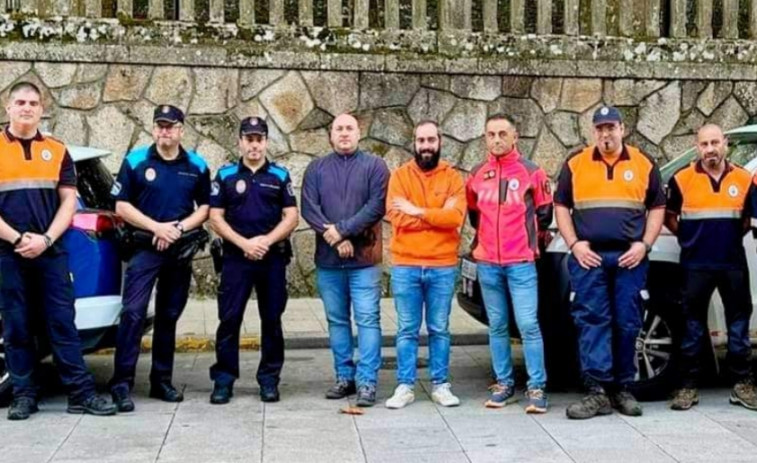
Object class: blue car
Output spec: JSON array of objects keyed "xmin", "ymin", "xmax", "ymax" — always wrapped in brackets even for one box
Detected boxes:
[{"xmin": 0, "ymin": 146, "xmax": 154, "ymax": 404}]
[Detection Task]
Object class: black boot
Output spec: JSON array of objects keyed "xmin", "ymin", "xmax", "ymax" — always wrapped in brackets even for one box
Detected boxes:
[
  {"xmin": 67, "ymin": 395, "xmax": 118, "ymax": 416},
  {"xmin": 7, "ymin": 397, "xmax": 39, "ymax": 421},
  {"xmin": 210, "ymin": 383, "xmax": 233, "ymax": 405}
]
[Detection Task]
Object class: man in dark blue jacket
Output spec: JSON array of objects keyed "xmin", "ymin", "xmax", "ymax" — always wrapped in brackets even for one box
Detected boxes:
[{"xmin": 301, "ymin": 113, "xmax": 390, "ymax": 407}]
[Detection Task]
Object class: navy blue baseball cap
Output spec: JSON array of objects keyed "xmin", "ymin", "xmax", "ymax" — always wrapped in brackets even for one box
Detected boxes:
[
  {"xmin": 153, "ymin": 105, "xmax": 184, "ymax": 124},
  {"xmin": 240, "ymin": 116, "xmax": 268, "ymax": 136},
  {"xmin": 592, "ymin": 106, "xmax": 622, "ymax": 126}
]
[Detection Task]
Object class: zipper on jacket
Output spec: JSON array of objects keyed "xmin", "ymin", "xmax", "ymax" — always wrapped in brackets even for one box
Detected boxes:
[{"xmin": 497, "ymin": 162, "xmax": 502, "ymax": 264}]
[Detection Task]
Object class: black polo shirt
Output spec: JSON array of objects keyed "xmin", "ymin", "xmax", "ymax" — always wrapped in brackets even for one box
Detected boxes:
[
  {"xmin": 210, "ymin": 159, "xmax": 297, "ymax": 256},
  {"xmin": 111, "ymin": 144, "xmax": 210, "ymax": 222}
]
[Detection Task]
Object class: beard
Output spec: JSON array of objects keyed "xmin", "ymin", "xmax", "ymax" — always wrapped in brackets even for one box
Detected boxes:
[
  {"xmin": 703, "ymin": 154, "xmax": 722, "ymax": 167},
  {"xmin": 414, "ymin": 148, "xmax": 441, "ymax": 171}
]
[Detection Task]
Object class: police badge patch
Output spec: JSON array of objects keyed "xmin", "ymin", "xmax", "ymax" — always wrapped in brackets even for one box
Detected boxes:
[
  {"xmin": 41, "ymin": 149, "xmax": 53, "ymax": 161},
  {"xmin": 236, "ymin": 179, "xmax": 247, "ymax": 194},
  {"xmin": 728, "ymin": 185, "xmax": 739, "ymax": 198},
  {"xmin": 623, "ymin": 170, "xmax": 634, "ymax": 181},
  {"xmin": 145, "ymin": 168, "xmax": 157, "ymax": 182},
  {"xmin": 110, "ymin": 181, "xmax": 122, "ymax": 196},
  {"xmin": 211, "ymin": 181, "xmax": 221, "ymax": 196},
  {"xmin": 286, "ymin": 182, "xmax": 295, "ymax": 197}
]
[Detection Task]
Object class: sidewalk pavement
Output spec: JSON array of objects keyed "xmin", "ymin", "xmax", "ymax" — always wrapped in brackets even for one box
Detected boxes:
[
  {"xmin": 4, "ymin": 347, "xmax": 757, "ymax": 463},
  {"xmin": 160, "ymin": 297, "xmax": 489, "ymax": 351}
]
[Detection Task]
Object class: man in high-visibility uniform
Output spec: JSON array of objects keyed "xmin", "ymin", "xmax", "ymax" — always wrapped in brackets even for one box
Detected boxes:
[
  {"xmin": 555, "ymin": 106, "xmax": 665, "ymax": 420},
  {"xmin": 666, "ymin": 123, "xmax": 757, "ymax": 411},
  {"xmin": 0, "ymin": 81, "xmax": 117, "ymax": 420}
]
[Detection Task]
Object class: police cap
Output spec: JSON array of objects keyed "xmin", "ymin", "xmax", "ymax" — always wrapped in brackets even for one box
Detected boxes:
[
  {"xmin": 154, "ymin": 105, "xmax": 185, "ymax": 124},
  {"xmin": 240, "ymin": 117, "xmax": 268, "ymax": 137}
]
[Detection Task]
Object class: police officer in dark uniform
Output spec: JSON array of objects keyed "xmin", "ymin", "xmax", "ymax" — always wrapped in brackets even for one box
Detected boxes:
[
  {"xmin": 0, "ymin": 81, "xmax": 117, "ymax": 420},
  {"xmin": 109, "ymin": 105, "xmax": 211, "ymax": 412},
  {"xmin": 208, "ymin": 117, "xmax": 298, "ymax": 404}
]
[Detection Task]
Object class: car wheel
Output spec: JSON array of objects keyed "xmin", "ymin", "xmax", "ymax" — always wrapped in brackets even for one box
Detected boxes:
[{"xmin": 628, "ymin": 302, "xmax": 681, "ymax": 401}]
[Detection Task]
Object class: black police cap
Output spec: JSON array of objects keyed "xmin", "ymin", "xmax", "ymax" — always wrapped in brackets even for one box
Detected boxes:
[
  {"xmin": 154, "ymin": 105, "xmax": 185, "ymax": 124},
  {"xmin": 240, "ymin": 116, "xmax": 268, "ymax": 136}
]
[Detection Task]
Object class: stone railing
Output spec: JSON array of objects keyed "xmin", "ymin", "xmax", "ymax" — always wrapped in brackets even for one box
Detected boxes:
[{"xmin": 5, "ymin": 0, "xmax": 757, "ymax": 40}]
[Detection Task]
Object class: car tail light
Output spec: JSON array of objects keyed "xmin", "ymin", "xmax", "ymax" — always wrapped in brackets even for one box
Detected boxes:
[{"xmin": 72, "ymin": 211, "xmax": 123, "ymax": 235}]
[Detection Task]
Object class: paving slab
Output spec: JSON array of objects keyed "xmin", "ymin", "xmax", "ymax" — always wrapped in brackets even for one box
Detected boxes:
[{"xmin": 2, "ymin": 348, "xmax": 757, "ymax": 463}]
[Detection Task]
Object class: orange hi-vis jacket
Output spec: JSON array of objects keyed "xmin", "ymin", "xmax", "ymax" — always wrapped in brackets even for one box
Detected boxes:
[{"xmin": 386, "ymin": 160, "xmax": 466, "ymax": 267}]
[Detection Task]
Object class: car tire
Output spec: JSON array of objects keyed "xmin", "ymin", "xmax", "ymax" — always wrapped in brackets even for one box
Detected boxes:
[{"xmin": 631, "ymin": 292, "xmax": 682, "ymax": 401}]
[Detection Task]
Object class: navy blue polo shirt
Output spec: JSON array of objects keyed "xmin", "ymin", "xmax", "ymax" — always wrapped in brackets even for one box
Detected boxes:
[
  {"xmin": 111, "ymin": 144, "xmax": 210, "ymax": 222},
  {"xmin": 210, "ymin": 159, "xmax": 297, "ymax": 255}
]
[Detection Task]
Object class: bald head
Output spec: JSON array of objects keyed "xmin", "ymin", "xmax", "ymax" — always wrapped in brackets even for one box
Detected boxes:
[
  {"xmin": 331, "ymin": 113, "xmax": 360, "ymax": 155},
  {"xmin": 696, "ymin": 123, "xmax": 728, "ymax": 170}
]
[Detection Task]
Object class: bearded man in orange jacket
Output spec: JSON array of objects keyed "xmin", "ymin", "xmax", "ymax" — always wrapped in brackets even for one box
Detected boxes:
[{"xmin": 384, "ymin": 120, "xmax": 466, "ymax": 409}]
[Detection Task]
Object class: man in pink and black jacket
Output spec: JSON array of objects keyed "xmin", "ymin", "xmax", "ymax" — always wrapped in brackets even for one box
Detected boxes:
[{"xmin": 466, "ymin": 114, "xmax": 553, "ymax": 413}]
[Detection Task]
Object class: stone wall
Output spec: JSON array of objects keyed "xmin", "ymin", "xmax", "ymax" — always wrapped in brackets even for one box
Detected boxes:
[{"xmin": 3, "ymin": 54, "xmax": 757, "ymax": 296}]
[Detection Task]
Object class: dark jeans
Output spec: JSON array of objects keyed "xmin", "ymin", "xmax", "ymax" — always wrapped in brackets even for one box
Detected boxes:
[
  {"xmin": 679, "ymin": 267, "xmax": 753, "ymax": 387},
  {"xmin": 0, "ymin": 250, "xmax": 95, "ymax": 402},
  {"xmin": 210, "ymin": 253, "xmax": 288, "ymax": 388},
  {"xmin": 109, "ymin": 249, "xmax": 192, "ymax": 393}
]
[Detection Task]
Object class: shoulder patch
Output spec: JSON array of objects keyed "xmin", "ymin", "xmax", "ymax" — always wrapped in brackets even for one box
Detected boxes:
[
  {"xmin": 187, "ymin": 151, "xmax": 208, "ymax": 173},
  {"xmin": 218, "ymin": 163, "xmax": 239, "ymax": 181},
  {"xmin": 268, "ymin": 163, "xmax": 289, "ymax": 182},
  {"xmin": 125, "ymin": 146, "xmax": 151, "ymax": 169}
]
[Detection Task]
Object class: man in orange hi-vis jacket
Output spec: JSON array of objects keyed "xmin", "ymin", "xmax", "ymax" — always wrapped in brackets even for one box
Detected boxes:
[{"xmin": 384, "ymin": 120, "xmax": 466, "ymax": 410}]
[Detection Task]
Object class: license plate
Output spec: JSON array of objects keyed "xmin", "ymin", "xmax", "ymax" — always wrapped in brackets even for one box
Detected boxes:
[{"xmin": 461, "ymin": 259, "xmax": 477, "ymax": 281}]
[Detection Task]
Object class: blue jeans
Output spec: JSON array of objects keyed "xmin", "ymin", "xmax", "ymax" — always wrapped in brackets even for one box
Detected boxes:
[
  {"xmin": 391, "ymin": 265, "xmax": 457, "ymax": 385},
  {"xmin": 568, "ymin": 251, "xmax": 648, "ymax": 387},
  {"xmin": 477, "ymin": 262, "xmax": 546, "ymax": 390},
  {"xmin": 316, "ymin": 266, "xmax": 382, "ymax": 386}
]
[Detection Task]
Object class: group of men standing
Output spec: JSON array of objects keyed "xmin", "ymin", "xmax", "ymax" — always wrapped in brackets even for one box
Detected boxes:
[{"xmin": 1, "ymin": 80, "xmax": 756, "ymax": 422}]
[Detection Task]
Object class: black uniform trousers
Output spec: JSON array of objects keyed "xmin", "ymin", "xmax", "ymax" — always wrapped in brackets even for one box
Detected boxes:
[
  {"xmin": 0, "ymin": 248, "xmax": 95, "ymax": 402},
  {"xmin": 109, "ymin": 249, "xmax": 192, "ymax": 393},
  {"xmin": 679, "ymin": 267, "xmax": 753, "ymax": 387},
  {"xmin": 210, "ymin": 251, "xmax": 288, "ymax": 388}
]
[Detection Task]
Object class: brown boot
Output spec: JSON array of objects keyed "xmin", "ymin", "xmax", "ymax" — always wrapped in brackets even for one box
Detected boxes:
[
  {"xmin": 670, "ymin": 388, "xmax": 699, "ymax": 411},
  {"xmin": 730, "ymin": 380, "xmax": 757, "ymax": 411}
]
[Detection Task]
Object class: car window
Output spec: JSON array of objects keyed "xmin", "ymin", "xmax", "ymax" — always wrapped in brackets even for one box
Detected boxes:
[
  {"xmin": 660, "ymin": 139, "xmax": 757, "ymax": 183},
  {"xmin": 75, "ymin": 158, "xmax": 115, "ymax": 211},
  {"xmin": 727, "ymin": 140, "xmax": 757, "ymax": 168}
]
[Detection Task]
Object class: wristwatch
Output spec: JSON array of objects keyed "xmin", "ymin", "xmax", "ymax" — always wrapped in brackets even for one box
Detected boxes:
[
  {"xmin": 13, "ymin": 233, "xmax": 23, "ymax": 246},
  {"xmin": 175, "ymin": 223, "xmax": 185, "ymax": 233},
  {"xmin": 43, "ymin": 234, "xmax": 53, "ymax": 248},
  {"xmin": 642, "ymin": 241, "xmax": 652, "ymax": 253}
]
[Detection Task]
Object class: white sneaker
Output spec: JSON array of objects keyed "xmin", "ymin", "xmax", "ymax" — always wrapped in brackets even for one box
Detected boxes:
[
  {"xmin": 385, "ymin": 384, "xmax": 415, "ymax": 409},
  {"xmin": 432, "ymin": 383, "xmax": 460, "ymax": 407}
]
